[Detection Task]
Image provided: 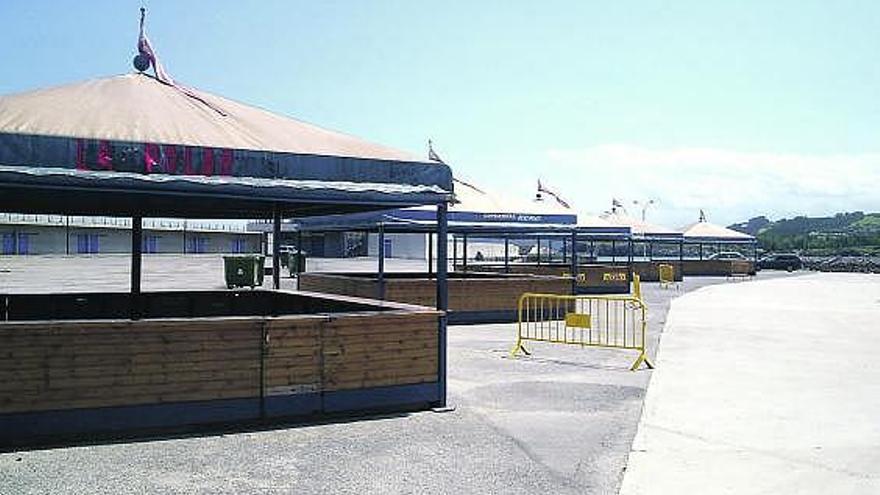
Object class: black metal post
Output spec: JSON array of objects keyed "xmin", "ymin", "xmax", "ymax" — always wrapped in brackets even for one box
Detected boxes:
[
  {"xmin": 272, "ymin": 206, "xmax": 281, "ymax": 290},
  {"xmin": 296, "ymin": 229, "xmax": 303, "ymax": 290},
  {"xmin": 628, "ymin": 238, "xmax": 634, "ymax": 276},
  {"xmin": 570, "ymin": 231, "xmax": 578, "ymax": 294},
  {"xmin": 377, "ymin": 224, "xmax": 385, "ymax": 300},
  {"xmin": 435, "ymin": 202, "xmax": 449, "ymax": 409},
  {"xmin": 536, "ymin": 237, "xmax": 541, "ymax": 265},
  {"xmin": 452, "ymin": 235, "xmax": 458, "ymax": 271},
  {"xmin": 562, "ymin": 237, "xmax": 567, "ymax": 264},
  {"xmin": 611, "ymin": 239, "xmax": 617, "ymax": 266},
  {"xmin": 462, "ymin": 234, "xmax": 468, "ymax": 272},
  {"xmin": 504, "ymin": 236, "xmax": 510, "ymax": 273},
  {"xmin": 131, "ymin": 214, "xmax": 143, "ymax": 319},
  {"xmin": 65, "ymin": 216, "xmax": 70, "ymax": 255},
  {"xmin": 427, "ymin": 232, "xmax": 433, "ymax": 276}
]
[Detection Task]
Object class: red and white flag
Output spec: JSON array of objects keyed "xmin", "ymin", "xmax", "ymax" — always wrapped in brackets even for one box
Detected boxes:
[{"xmin": 138, "ymin": 8, "xmax": 173, "ymax": 85}]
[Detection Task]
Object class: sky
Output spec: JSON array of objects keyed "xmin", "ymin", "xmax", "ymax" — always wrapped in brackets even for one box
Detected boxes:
[{"xmin": 1, "ymin": 0, "xmax": 878, "ymax": 227}]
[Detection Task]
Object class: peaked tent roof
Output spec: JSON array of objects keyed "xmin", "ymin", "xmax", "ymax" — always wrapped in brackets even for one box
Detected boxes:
[
  {"xmin": 600, "ymin": 210, "xmax": 681, "ymax": 237},
  {"xmin": 577, "ymin": 212, "xmax": 615, "ymax": 229},
  {"xmin": 0, "ymin": 74, "xmax": 423, "ymax": 161},
  {"xmin": 284, "ymin": 177, "xmax": 629, "ymax": 237},
  {"xmin": 0, "ymin": 73, "xmax": 452, "ymax": 218},
  {"xmin": 681, "ymin": 221, "xmax": 755, "ymax": 241}
]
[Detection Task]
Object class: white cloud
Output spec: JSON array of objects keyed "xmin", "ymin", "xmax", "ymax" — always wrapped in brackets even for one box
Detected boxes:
[{"xmin": 542, "ymin": 144, "xmax": 880, "ymax": 227}]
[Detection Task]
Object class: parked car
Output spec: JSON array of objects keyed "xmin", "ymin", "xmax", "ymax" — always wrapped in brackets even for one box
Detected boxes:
[
  {"xmin": 757, "ymin": 253, "xmax": 803, "ymax": 272},
  {"xmin": 708, "ymin": 251, "xmax": 748, "ymax": 261}
]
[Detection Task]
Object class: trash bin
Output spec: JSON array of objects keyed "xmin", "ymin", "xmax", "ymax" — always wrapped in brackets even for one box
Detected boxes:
[
  {"xmin": 224, "ymin": 255, "xmax": 266, "ymax": 289},
  {"xmin": 288, "ymin": 252, "xmax": 306, "ymax": 277}
]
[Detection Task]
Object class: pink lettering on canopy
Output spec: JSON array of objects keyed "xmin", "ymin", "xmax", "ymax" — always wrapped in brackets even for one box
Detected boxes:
[
  {"xmin": 220, "ymin": 148, "xmax": 234, "ymax": 176},
  {"xmin": 162, "ymin": 145, "xmax": 177, "ymax": 174},
  {"xmin": 75, "ymin": 139, "xmax": 86, "ymax": 170},
  {"xmin": 201, "ymin": 148, "xmax": 214, "ymax": 176},
  {"xmin": 97, "ymin": 141, "xmax": 113, "ymax": 170},
  {"xmin": 183, "ymin": 147, "xmax": 194, "ymax": 175},
  {"xmin": 144, "ymin": 143, "xmax": 160, "ymax": 173}
]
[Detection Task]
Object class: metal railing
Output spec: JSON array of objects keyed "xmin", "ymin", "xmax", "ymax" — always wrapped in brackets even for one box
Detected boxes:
[{"xmin": 510, "ymin": 275, "xmax": 653, "ymax": 370}]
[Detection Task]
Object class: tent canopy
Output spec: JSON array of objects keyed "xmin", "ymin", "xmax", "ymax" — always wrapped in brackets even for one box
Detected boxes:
[
  {"xmin": 280, "ymin": 177, "xmax": 628, "ymax": 237},
  {"xmin": 681, "ymin": 220, "xmax": 755, "ymax": 242},
  {"xmin": 0, "ymin": 73, "xmax": 452, "ymax": 218},
  {"xmin": 600, "ymin": 210, "xmax": 681, "ymax": 238}
]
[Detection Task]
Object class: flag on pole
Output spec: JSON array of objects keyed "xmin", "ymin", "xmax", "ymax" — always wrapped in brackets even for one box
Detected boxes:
[
  {"xmin": 138, "ymin": 8, "xmax": 173, "ymax": 85},
  {"xmin": 428, "ymin": 139, "xmax": 446, "ymax": 164},
  {"xmin": 537, "ymin": 180, "xmax": 572, "ymax": 209}
]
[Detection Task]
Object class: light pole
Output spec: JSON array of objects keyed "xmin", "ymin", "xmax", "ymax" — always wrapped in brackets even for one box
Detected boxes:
[{"xmin": 632, "ymin": 199, "xmax": 657, "ymax": 221}]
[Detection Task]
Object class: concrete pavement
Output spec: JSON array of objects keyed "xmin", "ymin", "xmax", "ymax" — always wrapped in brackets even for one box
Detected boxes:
[{"xmin": 620, "ymin": 273, "xmax": 880, "ymax": 495}]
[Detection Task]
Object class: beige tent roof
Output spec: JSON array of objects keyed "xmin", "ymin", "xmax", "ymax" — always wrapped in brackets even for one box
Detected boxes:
[
  {"xmin": 409, "ymin": 178, "xmax": 575, "ymax": 218},
  {"xmin": 600, "ymin": 210, "xmax": 679, "ymax": 236},
  {"xmin": 577, "ymin": 212, "xmax": 615, "ymax": 228},
  {"xmin": 0, "ymin": 73, "xmax": 423, "ymax": 162},
  {"xmin": 681, "ymin": 221, "xmax": 754, "ymax": 240}
]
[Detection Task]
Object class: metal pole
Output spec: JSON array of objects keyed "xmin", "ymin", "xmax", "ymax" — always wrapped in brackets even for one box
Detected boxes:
[
  {"xmin": 611, "ymin": 239, "xmax": 617, "ymax": 266},
  {"xmin": 570, "ymin": 230, "xmax": 578, "ymax": 294},
  {"xmin": 435, "ymin": 202, "xmax": 449, "ymax": 409},
  {"xmin": 377, "ymin": 224, "xmax": 385, "ymax": 300},
  {"xmin": 427, "ymin": 232, "xmax": 433, "ymax": 276},
  {"xmin": 452, "ymin": 235, "xmax": 458, "ymax": 271},
  {"xmin": 504, "ymin": 236, "xmax": 510, "ymax": 273},
  {"xmin": 272, "ymin": 206, "xmax": 281, "ymax": 290},
  {"xmin": 296, "ymin": 229, "xmax": 303, "ymax": 290},
  {"xmin": 628, "ymin": 238, "xmax": 634, "ymax": 277},
  {"xmin": 562, "ymin": 237, "xmax": 567, "ymax": 264},
  {"xmin": 65, "ymin": 216, "xmax": 70, "ymax": 255},
  {"xmin": 536, "ymin": 237, "xmax": 541, "ymax": 265},
  {"xmin": 131, "ymin": 213, "xmax": 143, "ymax": 319},
  {"xmin": 462, "ymin": 234, "xmax": 468, "ymax": 273},
  {"xmin": 699, "ymin": 242, "xmax": 703, "ymax": 261}
]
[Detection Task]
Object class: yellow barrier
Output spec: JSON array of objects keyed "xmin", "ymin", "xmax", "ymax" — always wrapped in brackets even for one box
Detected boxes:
[
  {"xmin": 510, "ymin": 276, "xmax": 654, "ymax": 371},
  {"xmin": 658, "ymin": 263, "xmax": 676, "ymax": 289}
]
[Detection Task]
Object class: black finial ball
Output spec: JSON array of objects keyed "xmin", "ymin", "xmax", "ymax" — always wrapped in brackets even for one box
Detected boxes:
[{"xmin": 133, "ymin": 53, "xmax": 151, "ymax": 72}]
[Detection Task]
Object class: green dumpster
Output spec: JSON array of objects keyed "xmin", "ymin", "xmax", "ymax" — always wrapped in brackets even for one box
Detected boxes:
[
  {"xmin": 288, "ymin": 252, "xmax": 307, "ymax": 277},
  {"xmin": 224, "ymin": 255, "xmax": 266, "ymax": 289}
]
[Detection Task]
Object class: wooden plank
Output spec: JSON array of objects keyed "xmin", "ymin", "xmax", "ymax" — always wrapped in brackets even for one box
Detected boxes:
[
  {"xmin": 0, "ymin": 367, "xmax": 259, "ymax": 393},
  {"xmin": 2, "ymin": 359, "xmax": 261, "ymax": 382},
  {"xmin": 0, "ymin": 387, "xmax": 259, "ymax": 414},
  {"xmin": 325, "ymin": 373, "xmax": 439, "ymax": 391}
]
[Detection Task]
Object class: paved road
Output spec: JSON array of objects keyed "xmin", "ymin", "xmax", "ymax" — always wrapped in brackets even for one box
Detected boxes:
[
  {"xmin": 0, "ymin": 254, "xmax": 794, "ymax": 493},
  {"xmin": 620, "ymin": 273, "xmax": 880, "ymax": 495}
]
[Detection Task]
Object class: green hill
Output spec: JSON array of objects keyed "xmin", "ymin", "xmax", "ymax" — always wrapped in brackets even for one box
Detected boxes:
[{"xmin": 729, "ymin": 212, "xmax": 880, "ymax": 254}]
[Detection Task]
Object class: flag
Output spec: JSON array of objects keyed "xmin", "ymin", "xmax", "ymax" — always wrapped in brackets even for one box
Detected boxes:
[
  {"xmin": 537, "ymin": 180, "xmax": 572, "ymax": 209},
  {"xmin": 428, "ymin": 140, "xmax": 446, "ymax": 164},
  {"xmin": 138, "ymin": 8, "xmax": 173, "ymax": 85}
]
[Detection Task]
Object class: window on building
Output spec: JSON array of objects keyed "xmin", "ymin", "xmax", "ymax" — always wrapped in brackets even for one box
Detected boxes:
[
  {"xmin": 231, "ymin": 237, "xmax": 247, "ymax": 254},
  {"xmin": 16, "ymin": 234, "xmax": 30, "ymax": 255},
  {"xmin": 2, "ymin": 233, "xmax": 15, "ymax": 255},
  {"xmin": 76, "ymin": 234, "xmax": 100, "ymax": 254},
  {"xmin": 187, "ymin": 237, "xmax": 208, "ymax": 254},
  {"xmin": 143, "ymin": 235, "xmax": 159, "ymax": 254}
]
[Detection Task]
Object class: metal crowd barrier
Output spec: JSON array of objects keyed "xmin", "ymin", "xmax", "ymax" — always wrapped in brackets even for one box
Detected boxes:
[{"xmin": 510, "ymin": 275, "xmax": 654, "ymax": 371}]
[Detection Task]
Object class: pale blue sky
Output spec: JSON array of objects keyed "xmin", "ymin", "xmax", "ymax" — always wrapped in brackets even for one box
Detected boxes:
[{"xmin": 1, "ymin": 1, "xmax": 878, "ymax": 226}]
